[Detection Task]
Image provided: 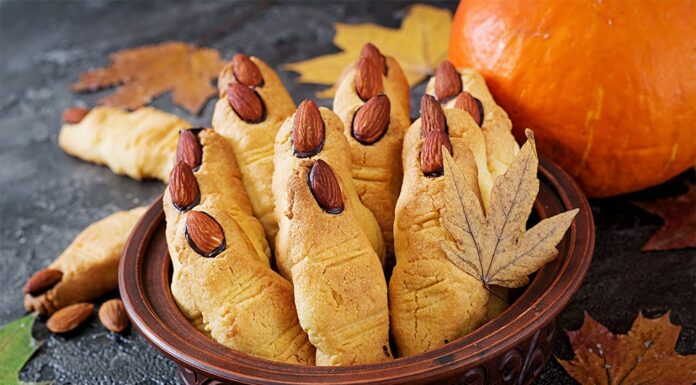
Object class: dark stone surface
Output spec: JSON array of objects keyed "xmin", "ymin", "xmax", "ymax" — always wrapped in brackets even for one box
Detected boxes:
[{"xmin": 0, "ymin": 1, "xmax": 694, "ymax": 384}]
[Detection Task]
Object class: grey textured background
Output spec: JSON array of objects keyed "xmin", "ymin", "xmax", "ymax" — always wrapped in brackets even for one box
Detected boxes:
[{"xmin": 1, "ymin": 1, "xmax": 694, "ymax": 384}]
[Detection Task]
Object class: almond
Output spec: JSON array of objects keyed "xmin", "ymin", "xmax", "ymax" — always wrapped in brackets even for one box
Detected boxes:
[
  {"xmin": 352, "ymin": 95, "xmax": 390, "ymax": 145},
  {"xmin": 232, "ymin": 54, "xmax": 263, "ymax": 87},
  {"xmin": 454, "ymin": 91, "xmax": 484, "ymax": 126},
  {"xmin": 176, "ymin": 130, "xmax": 202, "ymax": 170},
  {"xmin": 359, "ymin": 43, "xmax": 386, "ymax": 75},
  {"xmin": 434, "ymin": 60, "xmax": 462, "ymax": 101},
  {"xmin": 186, "ymin": 211, "xmax": 226, "ymax": 257},
  {"xmin": 355, "ymin": 44, "xmax": 385, "ymax": 101},
  {"xmin": 227, "ymin": 83, "xmax": 265, "ymax": 123},
  {"xmin": 292, "ymin": 99, "xmax": 325, "ymax": 158},
  {"xmin": 47, "ymin": 302, "xmax": 94, "ymax": 334},
  {"xmin": 308, "ymin": 160, "xmax": 344, "ymax": 214},
  {"xmin": 62, "ymin": 107, "xmax": 90, "ymax": 124},
  {"xmin": 420, "ymin": 94, "xmax": 447, "ymax": 136},
  {"xmin": 99, "ymin": 299, "xmax": 129, "ymax": 333},
  {"xmin": 420, "ymin": 131, "xmax": 453, "ymax": 176},
  {"xmin": 169, "ymin": 161, "xmax": 199, "ymax": 212},
  {"xmin": 23, "ymin": 268, "xmax": 63, "ymax": 296}
]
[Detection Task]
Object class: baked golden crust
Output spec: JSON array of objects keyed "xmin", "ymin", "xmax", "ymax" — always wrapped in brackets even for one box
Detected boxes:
[
  {"xmin": 278, "ymin": 160, "xmax": 391, "ymax": 365},
  {"xmin": 273, "ymin": 107, "xmax": 386, "ymax": 278},
  {"xmin": 24, "ymin": 207, "xmax": 146, "ymax": 315},
  {"xmin": 426, "ymin": 68, "xmax": 518, "ymax": 320},
  {"xmin": 425, "ymin": 68, "xmax": 519, "ymax": 182},
  {"xmin": 333, "ymin": 57, "xmax": 410, "ymax": 257},
  {"xmin": 163, "ymin": 129, "xmax": 314, "ymax": 364},
  {"xmin": 212, "ymin": 56, "xmax": 295, "ymax": 247},
  {"xmin": 389, "ymin": 114, "xmax": 489, "ymax": 357},
  {"xmin": 58, "ymin": 106, "xmax": 189, "ymax": 182}
]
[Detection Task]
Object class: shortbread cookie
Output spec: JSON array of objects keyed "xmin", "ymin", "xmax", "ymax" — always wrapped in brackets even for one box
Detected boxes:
[
  {"xmin": 273, "ymin": 100, "xmax": 386, "ymax": 278},
  {"xmin": 333, "ymin": 44, "xmax": 411, "ymax": 257},
  {"xmin": 426, "ymin": 62, "xmax": 519, "ymax": 318},
  {"xmin": 389, "ymin": 98, "xmax": 489, "ymax": 357},
  {"xmin": 59, "ymin": 106, "xmax": 190, "ymax": 181},
  {"xmin": 212, "ymin": 54, "xmax": 295, "ymax": 247},
  {"xmin": 24, "ymin": 207, "xmax": 146, "ymax": 315},
  {"xmin": 163, "ymin": 129, "xmax": 313, "ymax": 364},
  {"xmin": 277, "ymin": 159, "xmax": 391, "ymax": 365}
]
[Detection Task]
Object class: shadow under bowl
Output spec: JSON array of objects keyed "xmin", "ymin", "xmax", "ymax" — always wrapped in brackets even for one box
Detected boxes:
[{"xmin": 119, "ymin": 155, "xmax": 594, "ymax": 385}]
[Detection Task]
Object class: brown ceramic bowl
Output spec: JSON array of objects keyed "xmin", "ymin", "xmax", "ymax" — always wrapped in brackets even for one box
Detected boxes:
[{"xmin": 119, "ymin": 155, "xmax": 594, "ymax": 385}]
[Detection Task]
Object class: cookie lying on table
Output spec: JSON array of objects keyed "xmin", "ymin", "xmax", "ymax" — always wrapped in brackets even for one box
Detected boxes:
[
  {"xmin": 59, "ymin": 106, "xmax": 190, "ymax": 182},
  {"xmin": 163, "ymin": 128, "xmax": 314, "ymax": 364},
  {"xmin": 333, "ymin": 43, "xmax": 411, "ymax": 258},
  {"xmin": 274, "ymin": 158, "xmax": 392, "ymax": 365},
  {"xmin": 24, "ymin": 207, "xmax": 146, "ymax": 315},
  {"xmin": 389, "ymin": 97, "xmax": 490, "ymax": 357},
  {"xmin": 212, "ymin": 54, "xmax": 296, "ymax": 247},
  {"xmin": 273, "ymin": 99, "xmax": 385, "ymax": 278}
]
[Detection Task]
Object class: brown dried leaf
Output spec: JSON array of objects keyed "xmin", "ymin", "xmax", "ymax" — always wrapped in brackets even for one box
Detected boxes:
[
  {"xmin": 72, "ymin": 41, "xmax": 224, "ymax": 115},
  {"xmin": 440, "ymin": 129, "xmax": 578, "ymax": 288},
  {"xmin": 558, "ymin": 312, "xmax": 696, "ymax": 385},
  {"xmin": 633, "ymin": 184, "xmax": 696, "ymax": 251}
]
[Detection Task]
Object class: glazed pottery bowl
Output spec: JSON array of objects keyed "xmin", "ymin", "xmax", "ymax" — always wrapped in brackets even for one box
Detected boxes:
[{"xmin": 119, "ymin": 155, "xmax": 594, "ymax": 385}]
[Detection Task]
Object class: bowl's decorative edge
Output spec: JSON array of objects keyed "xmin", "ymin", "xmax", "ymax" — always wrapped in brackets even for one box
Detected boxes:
[{"xmin": 119, "ymin": 154, "xmax": 594, "ymax": 385}]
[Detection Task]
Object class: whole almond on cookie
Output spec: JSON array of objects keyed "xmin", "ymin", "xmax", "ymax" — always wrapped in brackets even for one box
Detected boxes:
[
  {"xmin": 355, "ymin": 44, "xmax": 385, "ymax": 101},
  {"xmin": 308, "ymin": 160, "xmax": 344, "ymax": 214},
  {"xmin": 47, "ymin": 302, "xmax": 94, "ymax": 334},
  {"xmin": 434, "ymin": 60, "xmax": 462, "ymax": 102},
  {"xmin": 176, "ymin": 130, "xmax": 202, "ymax": 170},
  {"xmin": 99, "ymin": 299, "xmax": 129, "ymax": 333},
  {"xmin": 62, "ymin": 107, "xmax": 90, "ymax": 124},
  {"xmin": 292, "ymin": 99, "xmax": 325, "ymax": 158},
  {"xmin": 23, "ymin": 268, "xmax": 63, "ymax": 296},
  {"xmin": 227, "ymin": 83, "xmax": 265, "ymax": 123},
  {"xmin": 420, "ymin": 94, "xmax": 447, "ymax": 136},
  {"xmin": 186, "ymin": 211, "xmax": 226, "ymax": 257},
  {"xmin": 169, "ymin": 161, "xmax": 200, "ymax": 212},
  {"xmin": 353, "ymin": 95, "xmax": 390, "ymax": 145},
  {"xmin": 454, "ymin": 91, "xmax": 484, "ymax": 126},
  {"xmin": 359, "ymin": 43, "xmax": 386, "ymax": 74},
  {"xmin": 420, "ymin": 131, "xmax": 453, "ymax": 176},
  {"xmin": 232, "ymin": 54, "xmax": 263, "ymax": 87}
]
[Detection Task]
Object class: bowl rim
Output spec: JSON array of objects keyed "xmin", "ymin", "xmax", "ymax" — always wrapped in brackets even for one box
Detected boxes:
[{"xmin": 119, "ymin": 154, "xmax": 594, "ymax": 385}]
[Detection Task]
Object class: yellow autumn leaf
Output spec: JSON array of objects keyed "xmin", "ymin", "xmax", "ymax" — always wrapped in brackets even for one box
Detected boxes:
[
  {"xmin": 284, "ymin": 4, "xmax": 452, "ymax": 98},
  {"xmin": 440, "ymin": 130, "xmax": 579, "ymax": 288}
]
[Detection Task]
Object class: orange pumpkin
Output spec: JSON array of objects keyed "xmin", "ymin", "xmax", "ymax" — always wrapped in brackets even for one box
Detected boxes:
[{"xmin": 449, "ymin": 1, "xmax": 696, "ymax": 197}]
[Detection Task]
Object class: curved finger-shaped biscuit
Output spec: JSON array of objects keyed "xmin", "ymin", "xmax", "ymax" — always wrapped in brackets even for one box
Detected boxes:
[
  {"xmin": 333, "ymin": 44, "xmax": 411, "ymax": 258},
  {"xmin": 24, "ymin": 207, "xmax": 146, "ymax": 315},
  {"xmin": 273, "ymin": 100, "xmax": 385, "ymax": 279},
  {"xmin": 212, "ymin": 54, "xmax": 296, "ymax": 247},
  {"xmin": 390, "ymin": 101, "xmax": 489, "ymax": 357},
  {"xmin": 164, "ymin": 129, "xmax": 313, "ymax": 365},
  {"xmin": 59, "ymin": 106, "xmax": 189, "ymax": 182},
  {"xmin": 280, "ymin": 159, "xmax": 391, "ymax": 365}
]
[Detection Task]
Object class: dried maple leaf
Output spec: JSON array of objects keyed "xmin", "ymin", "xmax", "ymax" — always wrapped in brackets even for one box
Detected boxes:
[
  {"xmin": 633, "ymin": 184, "xmax": 696, "ymax": 251},
  {"xmin": 72, "ymin": 41, "xmax": 224, "ymax": 115},
  {"xmin": 440, "ymin": 130, "xmax": 578, "ymax": 288},
  {"xmin": 558, "ymin": 312, "xmax": 696, "ymax": 385},
  {"xmin": 284, "ymin": 4, "xmax": 452, "ymax": 98}
]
